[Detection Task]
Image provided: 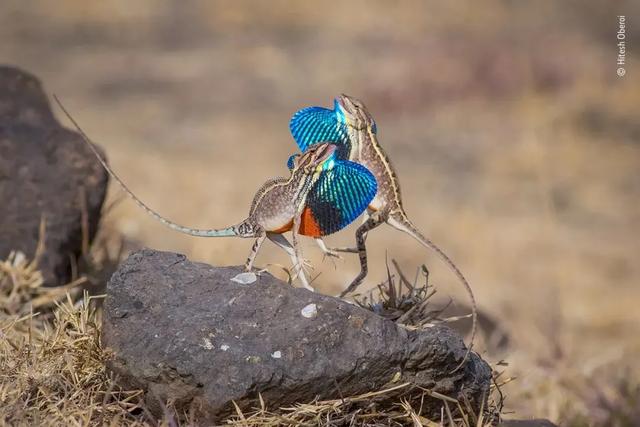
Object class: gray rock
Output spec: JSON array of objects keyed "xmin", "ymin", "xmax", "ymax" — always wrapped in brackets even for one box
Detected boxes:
[
  {"xmin": 0, "ymin": 65, "xmax": 109, "ymax": 285},
  {"xmin": 103, "ymin": 249, "xmax": 492, "ymax": 423}
]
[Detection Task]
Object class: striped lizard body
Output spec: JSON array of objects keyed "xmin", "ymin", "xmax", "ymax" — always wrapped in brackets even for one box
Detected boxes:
[{"xmin": 289, "ymin": 94, "xmax": 477, "ymax": 367}]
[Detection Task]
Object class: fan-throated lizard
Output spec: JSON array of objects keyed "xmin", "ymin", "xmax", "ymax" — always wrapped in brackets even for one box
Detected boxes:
[
  {"xmin": 289, "ymin": 94, "xmax": 477, "ymax": 364},
  {"xmin": 54, "ymin": 96, "xmax": 377, "ymax": 290}
]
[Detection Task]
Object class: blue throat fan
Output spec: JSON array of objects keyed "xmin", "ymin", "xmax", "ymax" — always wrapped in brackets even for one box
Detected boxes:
[
  {"xmin": 289, "ymin": 100, "xmax": 351, "ymax": 160},
  {"xmin": 288, "ymin": 99, "xmax": 379, "ymax": 236},
  {"xmin": 288, "ymin": 149, "xmax": 377, "ymax": 237},
  {"xmin": 302, "ymin": 160, "xmax": 377, "ymax": 236}
]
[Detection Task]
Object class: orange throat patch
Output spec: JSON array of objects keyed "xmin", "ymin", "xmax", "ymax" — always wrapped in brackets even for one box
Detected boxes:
[{"xmin": 298, "ymin": 207, "xmax": 322, "ymax": 237}]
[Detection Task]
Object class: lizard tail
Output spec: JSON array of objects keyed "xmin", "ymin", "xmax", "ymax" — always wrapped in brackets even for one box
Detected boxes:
[
  {"xmin": 387, "ymin": 211, "xmax": 477, "ymax": 372},
  {"xmin": 53, "ymin": 95, "xmax": 238, "ymax": 238}
]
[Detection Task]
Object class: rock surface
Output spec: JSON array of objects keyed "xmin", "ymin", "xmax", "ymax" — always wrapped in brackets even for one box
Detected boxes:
[
  {"xmin": 0, "ymin": 66, "xmax": 109, "ymax": 285},
  {"xmin": 103, "ymin": 249, "xmax": 492, "ymax": 422}
]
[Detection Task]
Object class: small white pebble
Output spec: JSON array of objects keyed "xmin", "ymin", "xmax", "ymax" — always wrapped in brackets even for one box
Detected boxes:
[
  {"xmin": 201, "ymin": 338, "xmax": 214, "ymax": 350},
  {"xmin": 301, "ymin": 303, "xmax": 318, "ymax": 318},
  {"xmin": 271, "ymin": 351, "xmax": 282, "ymax": 359},
  {"xmin": 230, "ymin": 272, "xmax": 257, "ymax": 284},
  {"xmin": 220, "ymin": 344, "xmax": 230, "ymax": 351}
]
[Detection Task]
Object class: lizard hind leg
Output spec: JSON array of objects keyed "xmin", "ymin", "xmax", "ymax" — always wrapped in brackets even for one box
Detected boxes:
[{"xmin": 339, "ymin": 210, "xmax": 387, "ymax": 297}]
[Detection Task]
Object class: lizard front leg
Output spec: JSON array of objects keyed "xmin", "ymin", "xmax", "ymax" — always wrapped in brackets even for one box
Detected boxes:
[
  {"xmin": 291, "ymin": 213, "xmax": 314, "ymax": 291},
  {"xmin": 244, "ymin": 231, "xmax": 266, "ymax": 271},
  {"xmin": 314, "ymin": 238, "xmax": 344, "ymax": 260},
  {"xmin": 267, "ymin": 233, "xmax": 313, "ymax": 291}
]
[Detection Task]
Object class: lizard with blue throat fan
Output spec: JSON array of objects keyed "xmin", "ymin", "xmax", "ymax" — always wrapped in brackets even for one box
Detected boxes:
[
  {"xmin": 54, "ymin": 96, "xmax": 376, "ymax": 291},
  {"xmin": 289, "ymin": 94, "xmax": 477, "ymax": 368}
]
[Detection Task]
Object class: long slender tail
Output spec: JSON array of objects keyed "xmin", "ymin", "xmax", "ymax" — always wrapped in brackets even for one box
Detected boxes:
[
  {"xmin": 387, "ymin": 212, "xmax": 477, "ymax": 371},
  {"xmin": 53, "ymin": 95, "xmax": 237, "ymax": 238}
]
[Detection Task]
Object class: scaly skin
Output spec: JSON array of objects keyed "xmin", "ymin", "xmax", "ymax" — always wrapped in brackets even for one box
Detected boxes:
[{"xmin": 54, "ymin": 95, "xmax": 335, "ymax": 290}]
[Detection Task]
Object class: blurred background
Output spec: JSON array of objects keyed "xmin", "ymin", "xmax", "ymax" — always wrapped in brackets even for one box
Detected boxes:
[{"xmin": 2, "ymin": 0, "xmax": 638, "ymax": 423}]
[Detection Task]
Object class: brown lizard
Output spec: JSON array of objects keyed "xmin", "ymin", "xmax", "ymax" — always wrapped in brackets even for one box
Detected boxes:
[
  {"xmin": 289, "ymin": 94, "xmax": 477, "ymax": 365},
  {"xmin": 54, "ymin": 96, "xmax": 345, "ymax": 290}
]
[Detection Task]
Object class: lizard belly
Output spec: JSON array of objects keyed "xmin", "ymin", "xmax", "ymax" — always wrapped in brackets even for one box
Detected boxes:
[
  {"xmin": 368, "ymin": 195, "xmax": 384, "ymax": 211},
  {"xmin": 359, "ymin": 150, "xmax": 399, "ymax": 212},
  {"xmin": 262, "ymin": 210, "xmax": 295, "ymax": 233},
  {"xmin": 263, "ymin": 208, "xmax": 324, "ymax": 237}
]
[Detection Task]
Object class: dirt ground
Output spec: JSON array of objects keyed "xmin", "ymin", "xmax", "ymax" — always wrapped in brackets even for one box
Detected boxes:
[{"xmin": 2, "ymin": 1, "xmax": 639, "ymax": 424}]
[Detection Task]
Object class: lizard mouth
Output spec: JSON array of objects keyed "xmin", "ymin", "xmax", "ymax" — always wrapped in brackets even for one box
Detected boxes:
[
  {"xmin": 336, "ymin": 93, "xmax": 356, "ymax": 113},
  {"xmin": 336, "ymin": 94, "xmax": 369, "ymax": 130}
]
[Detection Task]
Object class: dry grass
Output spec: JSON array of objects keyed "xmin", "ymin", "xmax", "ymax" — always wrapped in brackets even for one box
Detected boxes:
[
  {"xmin": 0, "ymin": 293, "xmax": 147, "ymax": 426},
  {"xmin": 226, "ymin": 382, "xmax": 497, "ymax": 426},
  {"xmin": 0, "ymin": 218, "xmax": 84, "ymax": 317},
  {"xmin": 0, "ymin": 248, "xmax": 147, "ymax": 426}
]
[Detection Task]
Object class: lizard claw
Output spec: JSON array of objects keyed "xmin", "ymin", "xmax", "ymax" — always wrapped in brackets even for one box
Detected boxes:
[
  {"xmin": 323, "ymin": 249, "xmax": 343, "ymax": 261},
  {"xmin": 321, "ymin": 248, "xmax": 344, "ymax": 269},
  {"xmin": 301, "ymin": 257, "xmax": 314, "ymax": 274},
  {"xmin": 290, "ymin": 258, "xmax": 314, "ymax": 281}
]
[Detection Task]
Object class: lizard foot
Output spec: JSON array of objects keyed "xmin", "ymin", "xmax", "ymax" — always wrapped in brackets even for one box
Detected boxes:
[{"xmin": 322, "ymin": 248, "xmax": 344, "ymax": 261}]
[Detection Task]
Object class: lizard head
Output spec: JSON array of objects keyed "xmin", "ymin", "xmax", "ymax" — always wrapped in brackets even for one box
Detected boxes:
[
  {"xmin": 288, "ymin": 142, "xmax": 336, "ymax": 174},
  {"xmin": 335, "ymin": 94, "xmax": 377, "ymax": 134}
]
